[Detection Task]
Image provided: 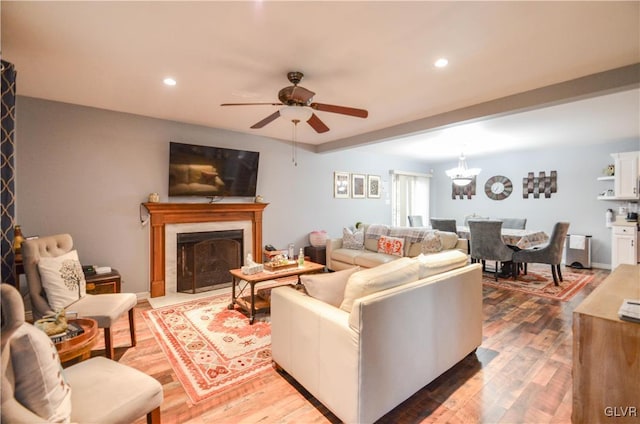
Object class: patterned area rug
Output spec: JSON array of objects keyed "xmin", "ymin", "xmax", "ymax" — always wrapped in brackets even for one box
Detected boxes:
[
  {"xmin": 482, "ymin": 267, "xmax": 594, "ymax": 301},
  {"xmin": 143, "ymin": 293, "xmax": 272, "ymax": 404}
]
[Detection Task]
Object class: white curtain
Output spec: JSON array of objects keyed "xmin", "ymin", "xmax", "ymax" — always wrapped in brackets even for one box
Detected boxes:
[{"xmin": 390, "ymin": 170, "xmax": 431, "ymax": 227}]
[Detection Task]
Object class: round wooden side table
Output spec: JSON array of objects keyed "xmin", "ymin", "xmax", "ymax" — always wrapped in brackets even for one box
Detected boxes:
[{"xmin": 56, "ymin": 318, "xmax": 99, "ymax": 364}]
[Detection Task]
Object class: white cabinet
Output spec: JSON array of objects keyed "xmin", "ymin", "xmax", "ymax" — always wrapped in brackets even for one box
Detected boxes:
[
  {"xmin": 611, "ymin": 151, "xmax": 639, "ymax": 200},
  {"xmin": 611, "ymin": 224, "xmax": 638, "ymax": 269}
]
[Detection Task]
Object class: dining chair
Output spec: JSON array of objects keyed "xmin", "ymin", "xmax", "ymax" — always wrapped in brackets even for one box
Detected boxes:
[
  {"xmin": 498, "ymin": 218, "xmax": 527, "ymax": 229},
  {"xmin": 22, "ymin": 234, "xmax": 137, "ymax": 359},
  {"xmin": 512, "ymin": 222, "xmax": 570, "ymax": 285},
  {"xmin": 408, "ymin": 215, "xmax": 423, "ymax": 227},
  {"xmin": 430, "ymin": 218, "xmax": 457, "ymax": 233},
  {"xmin": 469, "ymin": 220, "xmax": 515, "ymax": 281},
  {"xmin": 1, "ymin": 284, "xmax": 163, "ymax": 424}
]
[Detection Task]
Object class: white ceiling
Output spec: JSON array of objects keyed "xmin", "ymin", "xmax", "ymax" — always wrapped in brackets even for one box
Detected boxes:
[{"xmin": 2, "ymin": 1, "xmax": 639, "ymax": 162}]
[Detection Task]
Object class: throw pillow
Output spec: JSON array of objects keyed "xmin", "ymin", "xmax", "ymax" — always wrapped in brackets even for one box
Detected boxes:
[
  {"xmin": 437, "ymin": 230, "xmax": 459, "ymax": 250},
  {"xmin": 421, "ymin": 231, "xmax": 443, "ymax": 253},
  {"xmin": 10, "ymin": 324, "xmax": 72, "ymax": 422},
  {"xmin": 38, "ymin": 250, "xmax": 87, "ymax": 311},
  {"xmin": 377, "ymin": 235, "xmax": 404, "ymax": 257},
  {"xmin": 301, "ymin": 267, "xmax": 361, "ymax": 307},
  {"xmin": 342, "ymin": 227, "xmax": 364, "ymax": 250},
  {"xmin": 340, "ymin": 257, "xmax": 419, "ymax": 312}
]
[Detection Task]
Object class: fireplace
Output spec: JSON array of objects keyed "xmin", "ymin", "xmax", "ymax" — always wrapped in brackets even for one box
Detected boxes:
[
  {"xmin": 143, "ymin": 202, "xmax": 268, "ymax": 298},
  {"xmin": 176, "ymin": 230, "xmax": 243, "ymax": 293}
]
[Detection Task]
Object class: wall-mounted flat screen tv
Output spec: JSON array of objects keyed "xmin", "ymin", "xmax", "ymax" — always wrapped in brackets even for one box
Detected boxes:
[{"xmin": 169, "ymin": 142, "xmax": 259, "ymax": 198}]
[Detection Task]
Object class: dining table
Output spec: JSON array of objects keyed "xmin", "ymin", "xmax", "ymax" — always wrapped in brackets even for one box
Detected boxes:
[{"xmin": 456, "ymin": 225, "xmax": 549, "ymax": 249}]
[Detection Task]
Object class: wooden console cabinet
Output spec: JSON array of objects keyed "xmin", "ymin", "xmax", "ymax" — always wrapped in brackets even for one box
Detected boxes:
[{"xmin": 572, "ymin": 264, "xmax": 640, "ymax": 423}]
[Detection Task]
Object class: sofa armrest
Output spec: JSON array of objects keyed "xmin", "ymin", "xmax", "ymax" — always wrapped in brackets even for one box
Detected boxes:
[
  {"xmin": 325, "ymin": 238, "xmax": 343, "ymax": 271},
  {"xmin": 455, "ymin": 237, "xmax": 469, "ymax": 254},
  {"xmin": 271, "ymin": 286, "xmax": 360, "ymax": 423}
]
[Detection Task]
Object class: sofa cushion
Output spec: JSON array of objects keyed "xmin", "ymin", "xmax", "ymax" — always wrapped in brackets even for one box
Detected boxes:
[
  {"xmin": 38, "ymin": 250, "xmax": 87, "ymax": 311},
  {"xmin": 353, "ymin": 251, "xmax": 399, "ymax": 268},
  {"xmin": 331, "ymin": 248, "xmax": 363, "ymax": 266},
  {"xmin": 340, "ymin": 257, "xmax": 419, "ymax": 312},
  {"xmin": 301, "ymin": 267, "xmax": 361, "ymax": 307},
  {"xmin": 415, "ymin": 250, "xmax": 469, "ymax": 279},
  {"xmin": 10, "ymin": 324, "xmax": 72, "ymax": 422},
  {"xmin": 342, "ymin": 227, "xmax": 364, "ymax": 250},
  {"xmin": 364, "ymin": 224, "xmax": 389, "ymax": 251},
  {"xmin": 377, "ymin": 235, "xmax": 404, "ymax": 257}
]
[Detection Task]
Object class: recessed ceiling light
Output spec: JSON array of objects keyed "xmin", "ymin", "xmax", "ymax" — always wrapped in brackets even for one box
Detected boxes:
[
  {"xmin": 163, "ymin": 77, "xmax": 177, "ymax": 86},
  {"xmin": 434, "ymin": 58, "xmax": 449, "ymax": 68}
]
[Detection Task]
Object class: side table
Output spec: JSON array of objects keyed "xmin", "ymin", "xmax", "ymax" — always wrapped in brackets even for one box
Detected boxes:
[
  {"xmin": 304, "ymin": 245, "xmax": 326, "ymax": 265},
  {"xmin": 84, "ymin": 269, "xmax": 121, "ymax": 294},
  {"xmin": 56, "ymin": 318, "xmax": 99, "ymax": 366}
]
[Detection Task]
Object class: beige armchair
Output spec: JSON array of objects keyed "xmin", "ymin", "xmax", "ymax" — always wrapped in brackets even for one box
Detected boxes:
[
  {"xmin": 1, "ymin": 284, "xmax": 163, "ymax": 423},
  {"xmin": 22, "ymin": 234, "xmax": 137, "ymax": 359}
]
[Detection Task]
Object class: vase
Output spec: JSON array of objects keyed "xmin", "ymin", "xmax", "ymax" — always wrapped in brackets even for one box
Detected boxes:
[{"xmin": 309, "ymin": 230, "xmax": 327, "ymax": 247}]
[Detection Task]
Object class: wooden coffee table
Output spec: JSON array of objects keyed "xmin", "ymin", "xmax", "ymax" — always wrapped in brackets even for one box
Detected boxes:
[
  {"xmin": 56, "ymin": 318, "xmax": 99, "ymax": 364},
  {"xmin": 229, "ymin": 261, "xmax": 325, "ymax": 324}
]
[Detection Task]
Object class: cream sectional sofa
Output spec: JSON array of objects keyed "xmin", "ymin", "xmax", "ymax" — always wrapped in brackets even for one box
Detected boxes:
[
  {"xmin": 326, "ymin": 223, "xmax": 468, "ymax": 271},
  {"xmin": 271, "ymin": 257, "xmax": 483, "ymax": 424}
]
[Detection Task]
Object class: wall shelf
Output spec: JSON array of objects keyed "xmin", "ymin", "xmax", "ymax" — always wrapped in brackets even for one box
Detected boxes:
[{"xmin": 597, "ymin": 176, "xmax": 615, "ymax": 181}]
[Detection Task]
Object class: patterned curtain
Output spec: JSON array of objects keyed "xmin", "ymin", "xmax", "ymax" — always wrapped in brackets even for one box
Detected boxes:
[{"xmin": 1, "ymin": 60, "xmax": 17, "ymax": 286}]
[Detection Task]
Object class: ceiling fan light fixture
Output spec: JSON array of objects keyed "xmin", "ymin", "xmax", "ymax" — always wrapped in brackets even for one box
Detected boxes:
[{"xmin": 279, "ymin": 105, "xmax": 312, "ymax": 122}]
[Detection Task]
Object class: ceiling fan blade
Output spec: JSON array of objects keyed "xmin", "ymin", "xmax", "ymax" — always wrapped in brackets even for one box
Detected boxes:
[
  {"xmin": 310, "ymin": 102, "xmax": 368, "ymax": 118},
  {"xmin": 307, "ymin": 113, "xmax": 330, "ymax": 133},
  {"xmin": 221, "ymin": 102, "xmax": 282, "ymax": 106},
  {"xmin": 251, "ymin": 111, "xmax": 281, "ymax": 129}
]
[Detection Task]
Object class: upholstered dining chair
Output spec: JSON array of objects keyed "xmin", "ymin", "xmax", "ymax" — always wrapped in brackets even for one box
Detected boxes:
[
  {"xmin": 430, "ymin": 218, "xmax": 457, "ymax": 233},
  {"xmin": 22, "ymin": 234, "xmax": 137, "ymax": 359},
  {"xmin": 469, "ymin": 220, "xmax": 515, "ymax": 281},
  {"xmin": 408, "ymin": 215, "xmax": 423, "ymax": 227},
  {"xmin": 498, "ymin": 218, "xmax": 527, "ymax": 229},
  {"xmin": 1, "ymin": 284, "xmax": 163, "ymax": 424},
  {"xmin": 512, "ymin": 222, "xmax": 570, "ymax": 286}
]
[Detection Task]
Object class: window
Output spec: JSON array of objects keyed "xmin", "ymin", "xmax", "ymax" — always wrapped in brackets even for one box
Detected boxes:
[{"xmin": 390, "ymin": 170, "xmax": 431, "ymax": 227}]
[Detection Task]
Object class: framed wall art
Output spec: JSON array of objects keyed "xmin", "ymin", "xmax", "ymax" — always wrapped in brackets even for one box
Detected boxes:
[
  {"xmin": 334, "ymin": 172, "xmax": 350, "ymax": 198},
  {"xmin": 352, "ymin": 174, "xmax": 366, "ymax": 198},
  {"xmin": 367, "ymin": 175, "xmax": 381, "ymax": 198}
]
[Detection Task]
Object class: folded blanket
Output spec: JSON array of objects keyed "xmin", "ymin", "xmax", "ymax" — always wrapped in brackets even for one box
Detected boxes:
[
  {"xmin": 389, "ymin": 227, "xmax": 434, "ymax": 243},
  {"xmin": 365, "ymin": 224, "xmax": 390, "ymax": 239}
]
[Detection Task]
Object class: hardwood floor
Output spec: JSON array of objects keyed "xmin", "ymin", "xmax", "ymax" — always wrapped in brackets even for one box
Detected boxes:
[{"xmin": 97, "ymin": 265, "xmax": 608, "ymax": 424}]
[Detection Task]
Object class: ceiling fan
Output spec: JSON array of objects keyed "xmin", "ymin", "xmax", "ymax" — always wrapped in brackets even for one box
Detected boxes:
[{"xmin": 221, "ymin": 71, "xmax": 368, "ymax": 133}]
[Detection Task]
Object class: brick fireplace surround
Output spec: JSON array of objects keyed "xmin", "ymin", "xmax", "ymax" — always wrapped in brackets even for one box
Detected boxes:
[{"xmin": 143, "ymin": 202, "xmax": 268, "ymax": 297}]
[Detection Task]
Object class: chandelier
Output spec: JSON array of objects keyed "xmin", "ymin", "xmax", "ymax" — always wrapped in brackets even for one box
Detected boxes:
[{"xmin": 445, "ymin": 153, "xmax": 481, "ymax": 186}]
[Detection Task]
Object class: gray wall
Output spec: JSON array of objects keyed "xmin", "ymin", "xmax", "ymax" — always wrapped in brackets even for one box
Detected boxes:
[
  {"xmin": 429, "ymin": 140, "xmax": 640, "ymax": 267},
  {"xmin": 15, "ymin": 96, "xmax": 637, "ymax": 296},
  {"xmin": 14, "ymin": 96, "xmax": 427, "ymax": 295}
]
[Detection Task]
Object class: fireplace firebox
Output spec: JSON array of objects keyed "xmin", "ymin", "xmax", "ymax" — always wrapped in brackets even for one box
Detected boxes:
[{"xmin": 176, "ymin": 230, "xmax": 243, "ymax": 293}]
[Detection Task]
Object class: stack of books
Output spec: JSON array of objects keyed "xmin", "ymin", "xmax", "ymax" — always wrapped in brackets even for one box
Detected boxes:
[
  {"xmin": 50, "ymin": 321, "xmax": 85, "ymax": 343},
  {"xmin": 618, "ymin": 299, "xmax": 640, "ymax": 323}
]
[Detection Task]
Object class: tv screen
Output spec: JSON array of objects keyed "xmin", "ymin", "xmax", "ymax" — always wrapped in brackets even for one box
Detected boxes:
[{"xmin": 169, "ymin": 142, "xmax": 259, "ymax": 198}]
